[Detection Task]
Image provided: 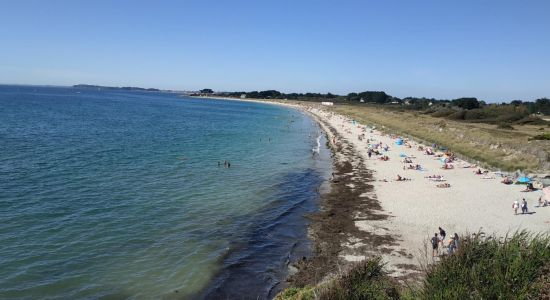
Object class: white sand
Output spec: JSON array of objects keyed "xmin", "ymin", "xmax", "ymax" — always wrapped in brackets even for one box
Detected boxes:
[{"xmin": 307, "ymin": 106, "xmax": 550, "ymax": 276}]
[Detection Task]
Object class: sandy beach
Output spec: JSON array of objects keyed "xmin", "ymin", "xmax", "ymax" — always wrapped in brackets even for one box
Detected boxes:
[
  {"xmin": 304, "ymin": 104, "xmax": 550, "ymax": 280},
  {"xmin": 195, "ymin": 96, "xmax": 550, "ymax": 282}
]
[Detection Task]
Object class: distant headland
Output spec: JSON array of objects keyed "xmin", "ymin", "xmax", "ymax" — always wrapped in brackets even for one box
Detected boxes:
[{"xmin": 73, "ymin": 84, "xmax": 161, "ymax": 92}]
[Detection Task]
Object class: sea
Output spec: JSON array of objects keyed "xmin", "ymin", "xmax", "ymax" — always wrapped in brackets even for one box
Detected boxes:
[{"xmin": 0, "ymin": 85, "xmax": 331, "ymax": 299}]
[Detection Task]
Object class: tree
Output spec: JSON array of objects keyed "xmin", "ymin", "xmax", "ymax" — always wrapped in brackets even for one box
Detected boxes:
[
  {"xmin": 200, "ymin": 88, "xmax": 213, "ymax": 94},
  {"xmin": 452, "ymin": 97, "xmax": 480, "ymax": 110}
]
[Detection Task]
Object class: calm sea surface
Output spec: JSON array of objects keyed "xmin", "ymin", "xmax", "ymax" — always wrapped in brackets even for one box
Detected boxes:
[{"xmin": 0, "ymin": 86, "xmax": 331, "ymax": 299}]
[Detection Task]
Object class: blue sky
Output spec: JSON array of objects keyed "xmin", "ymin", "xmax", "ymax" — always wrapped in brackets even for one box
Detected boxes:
[{"xmin": 1, "ymin": 0, "xmax": 549, "ymax": 101}]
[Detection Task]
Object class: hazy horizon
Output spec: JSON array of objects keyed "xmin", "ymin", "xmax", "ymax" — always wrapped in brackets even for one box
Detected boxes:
[{"xmin": 1, "ymin": 0, "xmax": 549, "ymax": 102}]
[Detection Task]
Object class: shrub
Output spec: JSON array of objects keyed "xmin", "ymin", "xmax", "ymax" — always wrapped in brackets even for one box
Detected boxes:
[
  {"xmin": 514, "ymin": 116, "xmax": 548, "ymax": 125},
  {"xmin": 447, "ymin": 110, "xmax": 466, "ymax": 120},
  {"xmin": 417, "ymin": 232, "xmax": 550, "ymax": 299},
  {"xmin": 275, "ymin": 286, "xmax": 315, "ymax": 300},
  {"xmin": 318, "ymin": 257, "xmax": 400, "ymax": 300},
  {"xmin": 431, "ymin": 109, "xmax": 455, "ymax": 118}
]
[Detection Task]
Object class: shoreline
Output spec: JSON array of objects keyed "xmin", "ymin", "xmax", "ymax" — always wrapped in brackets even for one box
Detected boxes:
[{"xmin": 193, "ymin": 96, "xmax": 549, "ymax": 289}]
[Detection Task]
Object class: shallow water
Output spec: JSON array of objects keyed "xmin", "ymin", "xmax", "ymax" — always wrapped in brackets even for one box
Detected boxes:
[{"xmin": 0, "ymin": 86, "xmax": 331, "ymax": 299}]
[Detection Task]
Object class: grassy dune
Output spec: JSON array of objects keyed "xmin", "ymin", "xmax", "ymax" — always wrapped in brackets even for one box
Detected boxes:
[{"xmin": 329, "ymin": 104, "xmax": 550, "ymax": 173}]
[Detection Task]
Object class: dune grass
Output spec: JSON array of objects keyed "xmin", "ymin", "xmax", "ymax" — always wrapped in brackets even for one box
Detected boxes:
[
  {"xmin": 329, "ymin": 104, "xmax": 549, "ymax": 172},
  {"xmin": 277, "ymin": 232, "xmax": 550, "ymax": 300}
]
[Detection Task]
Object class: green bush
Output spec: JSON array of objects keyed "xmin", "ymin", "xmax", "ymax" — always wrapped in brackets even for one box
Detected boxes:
[
  {"xmin": 318, "ymin": 257, "xmax": 400, "ymax": 300},
  {"xmin": 417, "ymin": 232, "xmax": 550, "ymax": 299},
  {"xmin": 275, "ymin": 286, "xmax": 315, "ymax": 300}
]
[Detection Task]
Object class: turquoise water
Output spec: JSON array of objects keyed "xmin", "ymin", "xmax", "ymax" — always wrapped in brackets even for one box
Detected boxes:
[{"xmin": 0, "ymin": 86, "xmax": 331, "ymax": 299}]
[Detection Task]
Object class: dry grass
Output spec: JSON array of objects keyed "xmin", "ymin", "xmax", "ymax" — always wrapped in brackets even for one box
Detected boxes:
[{"xmin": 328, "ymin": 104, "xmax": 550, "ymax": 173}]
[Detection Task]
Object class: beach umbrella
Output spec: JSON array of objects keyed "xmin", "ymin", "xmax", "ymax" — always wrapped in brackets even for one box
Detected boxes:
[
  {"xmin": 395, "ymin": 138, "xmax": 403, "ymax": 145},
  {"xmin": 517, "ymin": 176, "xmax": 531, "ymax": 183}
]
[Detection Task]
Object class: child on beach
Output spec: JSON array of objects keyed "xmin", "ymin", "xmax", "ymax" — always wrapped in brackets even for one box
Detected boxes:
[{"xmin": 513, "ymin": 200, "xmax": 519, "ymax": 215}]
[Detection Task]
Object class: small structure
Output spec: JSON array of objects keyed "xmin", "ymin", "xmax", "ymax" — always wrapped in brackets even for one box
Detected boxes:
[
  {"xmin": 240, "ymin": 94, "xmax": 246, "ymax": 99},
  {"xmin": 321, "ymin": 101, "xmax": 334, "ymax": 106}
]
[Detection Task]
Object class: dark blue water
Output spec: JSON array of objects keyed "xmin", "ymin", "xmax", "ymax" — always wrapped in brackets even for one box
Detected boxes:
[{"xmin": 0, "ymin": 85, "xmax": 331, "ymax": 299}]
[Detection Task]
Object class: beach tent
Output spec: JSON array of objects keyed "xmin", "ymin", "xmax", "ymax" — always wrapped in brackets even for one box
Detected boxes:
[
  {"xmin": 517, "ymin": 176, "xmax": 531, "ymax": 184},
  {"xmin": 399, "ymin": 153, "xmax": 407, "ymax": 157},
  {"xmin": 395, "ymin": 138, "xmax": 403, "ymax": 145}
]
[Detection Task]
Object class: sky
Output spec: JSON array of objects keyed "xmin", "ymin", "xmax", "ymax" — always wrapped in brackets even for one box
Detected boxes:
[{"xmin": 0, "ymin": 0, "xmax": 549, "ymax": 101}]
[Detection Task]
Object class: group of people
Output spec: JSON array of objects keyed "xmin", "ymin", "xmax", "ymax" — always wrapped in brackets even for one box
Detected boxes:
[{"xmin": 431, "ymin": 227, "xmax": 460, "ymax": 257}]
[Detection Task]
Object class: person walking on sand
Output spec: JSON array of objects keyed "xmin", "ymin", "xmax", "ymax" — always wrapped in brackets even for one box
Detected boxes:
[
  {"xmin": 431, "ymin": 233, "xmax": 439, "ymax": 257},
  {"xmin": 513, "ymin": 200, "xmax": 519, "ymax": 215},
  {"xmin": 521, "ymin": 198, "xmax": 528, "ymax": 214}
]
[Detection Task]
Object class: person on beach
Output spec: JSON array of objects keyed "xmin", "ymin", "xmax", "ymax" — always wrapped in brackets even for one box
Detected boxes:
[
  {"xmin": 447, "ymin": 233, "xmax": 459, "ymax": 254},
  {"xmin": 453, "ymin": 233, "xmax": 459, "ymax": 251},
  {"xmin": 431, "ymin": 233, "xmax": 439, "ymax": 257},
  {"xmin": 447, "ymin": 236, "xmax": 455, "ymax": 255},
  {"xmin": 513, "ymin": 200, "xmax": 520, "ymax": 215},
  {"xmin": 521, "ymin": 198, "xmax": 528, "ymax": 214},
  {"xmin": 438, "ymin": 227, "xmax": 446, "ymax": 247}
]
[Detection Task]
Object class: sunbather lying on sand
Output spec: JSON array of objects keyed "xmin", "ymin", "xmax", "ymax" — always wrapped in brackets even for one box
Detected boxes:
[
  {"xmin": 501, "ymin": 177, "xmax": 513, "ymax": 184},
  {"xmin": 437, "ymin": 183, "xmax": 451, "ymax": 188},
  {"xmin": 442, "ymin": 163, "xmax": 454, "ymax": 170},
  {"xmin": 521, "ymin": 183, "xmax": 536, "ymax": 192},
  {"xmin": 396, "ymin": 175, "xmax": 410, "ymax": 181},
  {"xmin": 426, "ymin": 175, "xmax": 443, "ymax": 179}
]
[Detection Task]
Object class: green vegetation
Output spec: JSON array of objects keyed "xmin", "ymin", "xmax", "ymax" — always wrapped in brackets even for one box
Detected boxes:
[
  {"xmin": 277, "ymin": 232, "xmax": 550, "ymax": 300},
  {"xmin": 317, "ymin": 258, "xmax": 400, "ymax": 300},
  {"xmin": 215, "ymin": 89, "xmax": 550, "ymax": 126},
  {"xmin": 275, "ymin": 286, "xmax": 316, "ymax": 300}
]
